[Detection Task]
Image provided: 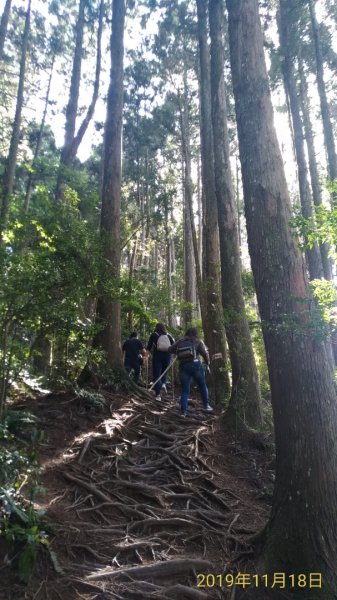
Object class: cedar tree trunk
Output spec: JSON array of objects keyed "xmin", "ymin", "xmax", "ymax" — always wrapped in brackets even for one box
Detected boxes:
[
  {"xmin": 299, "ymin": 60, "xmax": 332, "ymax": 280},
  {"xmin": 0, "ymin": 0, "xmax": 12, "ymax": 61},
  {"xmin": 309, "ymin": 0, "xmax": 337, "ymax": 192},
  {"xmin": 179, "ymin": 86, "xmax": 207, "ymax": 333},
  {"xmin": 94, "ymin": 0, "xmax": 125, "ymax": 368},
  {"xmin": 196, "ymin": 0, "xmax": 230, "ymax": 401},
  {"xmin": 209, "ymin": 0, "xmax": 262, "ymax": 428},
  {"xmin": 227, "ymin": 0, "xmax": 337, "ymax": 595},
  {"xmin": 0, "ymin": 0, "xmax": 31, "ymax": 242},
  {"xmin": 278, "ymin": 0, "xmax": 323, "ymax": 281},
  {"xmin": 182, "ymin": 63, "xmax": 196, "ymax": 328},
  {"xmin": 56, "ymin": 0, "xmax": 103, "ymax": 197},
  {"xmin": 24, "ymin": 56, "xmax": 54, "ymax": 213}
]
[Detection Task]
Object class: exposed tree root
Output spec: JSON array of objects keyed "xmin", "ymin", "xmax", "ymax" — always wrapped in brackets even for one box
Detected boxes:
[
  {"xmin": 86, "ymin": 558, "xmax": 214, "ymax": 580},
  {"xmin": 18, "ymin": 384, "xmax": 269, "ymax": 600}
]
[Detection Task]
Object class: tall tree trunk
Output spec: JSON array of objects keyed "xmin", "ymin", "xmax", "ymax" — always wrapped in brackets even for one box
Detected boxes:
[
  {"xmin": 179, "ymin": 89, "xmax": 207, "ymax": 335},
  {"xmin": 0, "ymin": 0, "xmax": 31, "ymax": 243},
  {"xmin": 145, "ymin": 148, "xmax": 151, "ymax": 241},
  {"xmin": 69, "ymin": 0, "xmax": 104, "ymax": 162},
  {"xmin": 209, "ymin": 0, "xmax": 262, "ymax": 428},
  {"xmin": 227, "ymin": 0, "xmax": 337, "ymax": 592},
  {"xmin": 170, "ymin": 237, "xmax": 178, "ymax": 328},
  {"xmin": 166, "ymin": 207, "xmax": 173, "ymax": 328},
  {"xmin": 24, "ymin": 56, "xmax": 55, "ymax": 213},
  {"xmin": 56, "ymin": 0, "xmax": 103, "ymax": 197},
  {"xmin": 184, "ymin": 196, "xmax": 196, "ymax": 326},
  {"xmin": 196, "ymin": 0, "xmax": 230, "ymax": 401},
  {"xmin": 299, "ymin": 59, "xmax": 332, "ymax": 281},
  {"xmin": 197, "ymin": 154, "xmax": 202, "ymax": 272},
  {"xmin": 298, "ymin": 57, "xmax": 337, "ymax": 367},
  {"xmin": 278, "ymin": 0, "xmax": 323, "ymax": 280},
  {"xmin": 165, "ymin": 201, "xmax": 177, "ymax": 329},
  {"xmin": 58, "ymin": 0, "xmax": 85, "ymax": 172},
  {"xmin": 94, "ymin": 0, "xmax": 125, "ymax": 368},
  {"xmin": 153, "ymin": 242, "xmax": 158, "ymax": 286},
  {"xmin": 0, "ymin": 0, "xmax": 12, "ymax": 61},
  {"xmin": 309, "ymin": 0, "xmax": 337, "ymax": 193},
  {"xmin": 127, "ymin": 240, "xmax": 137, "ymax": 330},
  {"xmin": 236, "ymin": 156, "xmax": 242, "ymax": 247},
  {"xmin": 182, "ymin": 66, "xmax": 196, "ymax": 328}
]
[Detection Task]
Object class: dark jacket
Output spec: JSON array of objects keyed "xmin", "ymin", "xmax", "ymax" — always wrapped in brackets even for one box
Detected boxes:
[
  {"xmin": 122, "ymin": 337, "xmax": 144, "ymax": 365},
  {"xmin": 168, "ymin": 336, "xmax": 209, "ymax": 365}
]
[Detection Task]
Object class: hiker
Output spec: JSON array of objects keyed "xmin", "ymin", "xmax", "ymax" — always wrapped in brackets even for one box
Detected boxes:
[
  {"xmin": 122, "ymin": 331, "xmax": 147, "ymax": 384},
  {"xmin": 168, "ymin": 327, "xmax": 213, "ymax": 417},
  {"xmin": 147, "ymin": 323, "xmax": 175, "ymax": 401}
]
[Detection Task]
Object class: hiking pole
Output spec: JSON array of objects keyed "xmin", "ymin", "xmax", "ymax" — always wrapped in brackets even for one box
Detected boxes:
[
  {"xmin": 172, "ymin": 358, "xmax": 175, "ymax": 403},
  {"xmin": 145, "ymin": 357, "xmax": 149, "ymax": 387},
  {"xmin": 149, "ymin": 357, "xmax": 177, "ymax": 391}
]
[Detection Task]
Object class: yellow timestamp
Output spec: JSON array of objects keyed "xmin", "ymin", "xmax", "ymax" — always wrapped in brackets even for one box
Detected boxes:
[{"xmin": 196, "ymin": 572, "xmax": 322, "ymax": 590}]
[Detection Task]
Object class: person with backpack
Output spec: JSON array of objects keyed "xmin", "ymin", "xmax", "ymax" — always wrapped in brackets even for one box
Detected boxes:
[
  {"xmin": 147, "ymin": 323, "xmax": 175, "ymax": 401},
  {"xmin": 122, "ymin": 331, "xmax": 147, "ymax": 384},
  {"xmin": 168, "ymin": 327, "xmax": 213, "ymax": 417}
]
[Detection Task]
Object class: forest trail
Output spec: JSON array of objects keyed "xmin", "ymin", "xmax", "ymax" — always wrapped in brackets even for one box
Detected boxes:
[{"xmin": 2, "ymin": 388, "xmax": 270, "ymax": 600}]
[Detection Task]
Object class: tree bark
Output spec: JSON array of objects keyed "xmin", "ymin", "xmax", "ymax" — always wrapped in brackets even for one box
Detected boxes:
[
  {"xmin": 179, "ymin": 88, "xmax": 206, "ymax": 334},
  {"xmin": 127, "ymin": 240, "xmax": 137, "ymax": 330},
  {"xmin": 0, "ymin": 0, "xmax": 31, "ymax": 243},
  {"xmin": 182, "ymin": 65, "xmax": 196, "ymax": 328},
  {"xmin": 94, "ymin": 0, "xmax": 125, "ymax": 368},
  {"xmin": 278, "ymin": 0, "xmax": 323, "ymax": 281},
  {"xmin": 309, "ymin": 0, "xmax": 337, "ymax": 194},
  {"xmin": 69, "ymin": 0, "xmax": 104, "ymax": 162},
  {"xmin": 56, "ymin": 0, "xmax": 103, "ymax": 197},
  {"xmin": 59, "ymin": 0, "xmax": 85, "ymax": 169},
  {"xmin": 209, "ymin": 0, "xmax": 262, "ymax": 428},
  {"xmin": 0, "ymin": 0, "xmax": 12, "ymax": 62},
  {"xmin": 24, "ymin": 56, "xmax": 55, "ymax": 213},
  {"xmin": 227, "ymin": 0, "xmax": 337, "ymax": 593},
  {"xmin": 196, "ymin": 0, "xmax": 230, "ymax": 401},
  {"xmin": 298, "ymin": 57, "xmax": 337, "ymax": 367},
  {"xmin": 165, "ymin": 199, "xmax": 177, "ymax": 329},
  {"xmin": 197, "ymin": 154, "xmax": 202, "ymax": 274},
  {"xmin": 299, "ymin": 59, "xmax": 332, "ymax": 281}
]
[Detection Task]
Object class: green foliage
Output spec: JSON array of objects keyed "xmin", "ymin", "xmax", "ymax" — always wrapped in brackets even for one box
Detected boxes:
[
  {"xmin": 290, "ymin": 186, "xmax": 337, "ymax": 257},
  {"xmin": 74, "ymin": 386, "xmax": 107, "ymax": 412},
  {"xmin": 240, "ymin": 270, "xmax": 270, "ymax": 399},
  {"xmin": 0, "ymin": 186, "xmax": 101, "ymax": 401},
  {"xmin": 241, "ymin": 269, "xmax": 256, "ymax": 300},
  {"xmin": 309, "ymin": 278, "xmax": 337, "ymax": 325},
  {"xmin": 0, "ymin": 412, "xmax": 47, "ymax": 582}
]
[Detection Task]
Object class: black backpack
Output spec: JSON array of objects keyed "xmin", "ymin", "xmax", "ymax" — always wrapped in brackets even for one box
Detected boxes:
[{"xmin": 176, "ymin": 338, "xmax": 196, "ymax": 361}]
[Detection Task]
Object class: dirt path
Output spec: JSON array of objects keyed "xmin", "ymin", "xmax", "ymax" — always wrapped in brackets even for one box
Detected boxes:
[{"xmin": 1, "ymin": 387, "xmax": 270, "ymax": 600}]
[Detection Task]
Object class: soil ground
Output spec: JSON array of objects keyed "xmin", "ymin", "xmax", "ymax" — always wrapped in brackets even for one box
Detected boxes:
[{"xmin": 0, "ymin": 385, "xmax": 273, "ymax": 600}]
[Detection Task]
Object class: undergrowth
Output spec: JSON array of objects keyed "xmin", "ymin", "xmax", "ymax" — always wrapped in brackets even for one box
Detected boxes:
[{"xmin": 0, "ymin": 410, "xmax": 47, "ymax": 583}]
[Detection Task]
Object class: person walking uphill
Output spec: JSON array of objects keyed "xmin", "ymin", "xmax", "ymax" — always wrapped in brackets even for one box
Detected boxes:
[
  {"xmin": 168, "ymin": 328, "xmax": 213, "ymax": 417},
  {"xmin": 122, "ymin": 331, "xmax": 147, "ymax": 384},
  {"xmin": 147, "ymin": 323, "xmax": 174, "ymax": 401}
]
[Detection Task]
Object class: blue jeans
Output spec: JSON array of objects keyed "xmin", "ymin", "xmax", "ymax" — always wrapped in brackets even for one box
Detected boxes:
[
  {"xmin": 179, "ymin": 360, "xmax": 208, "ymax": 414},
  {"xmin": 152, "ymin": 352, "xmax": 171, "ymax": 395}
]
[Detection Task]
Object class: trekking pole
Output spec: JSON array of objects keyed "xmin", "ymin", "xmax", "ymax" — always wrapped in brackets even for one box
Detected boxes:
[
  {"xmin": 172, "ymin": 358, "xmax": 175, "ymax": 403},
  {"xmin": 149, "ymin": 357, "xmax": 177, "ymax": 391},
  {"xmin": 146, "ymin": 357, "xmax": 149, "ymax": 387}
]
